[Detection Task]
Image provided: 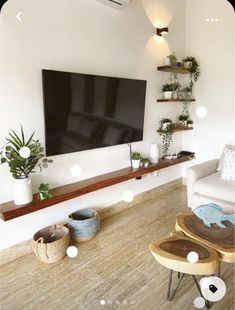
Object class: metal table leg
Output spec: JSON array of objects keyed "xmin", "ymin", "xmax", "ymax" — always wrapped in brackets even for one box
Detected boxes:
[
  {"xmin": 192, "ymin": 275, "xmax": 210, "ymax": 309},
  {"xmin": 166, "ymin": 270, "xmax": 185, "ymax": 301}
]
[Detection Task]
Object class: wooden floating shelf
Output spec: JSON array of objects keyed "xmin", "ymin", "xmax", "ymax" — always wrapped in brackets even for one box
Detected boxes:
[
  {"xmin": 157, "ymin": 99, "xmax": 196, "ymax": 103},
  {"xmin": 157, "ymin": 66, "xmax": 190, "ymax": 74},
  {"xmin": 0, "ymin": 156, "xmax": 194, "ymax": 221},
  {"xmin": 158, "ymin": 126, "xmax": 193, "ymax": 133}
]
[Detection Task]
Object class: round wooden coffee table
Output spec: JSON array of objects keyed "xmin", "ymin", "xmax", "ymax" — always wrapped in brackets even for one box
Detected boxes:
[
  {"xmin": 175, "ymin": 212, "xmax": 235, "ymax": 263},
  {"xmin": 149, "ymin": 234, "xmax": 219, "ymax": 308}
]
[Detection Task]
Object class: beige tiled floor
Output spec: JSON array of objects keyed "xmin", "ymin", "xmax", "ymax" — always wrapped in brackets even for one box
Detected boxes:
[{"xmin": 0, "ymin": 186, "xmax": 234, "ymax": 310}]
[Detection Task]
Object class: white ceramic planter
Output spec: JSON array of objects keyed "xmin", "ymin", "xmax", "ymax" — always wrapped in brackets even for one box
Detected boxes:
[
  {"xmin": 144, "ymin": 162, "xmax": 149, "ymax": 168},
  {"xmin": 173, "ymin": 91, "xmax": 178, "ymax": 99},
  {"xmin": 131, "ymin": 159, "xmax": 140, "ymax": 169},
  {"xmin": 163, "ymin": 91, "xmax": 172, "ymax": 100},
  {"xmin": 13, "ymin": 177, "xmax": 33, "ymax": 205},
  {"xmin": 149, "ymin": 143, "xmax": 159, "ymax": 163},
  {"xmin": 187, "ymin": 124, "xmax": 193, "ymax": 128}
]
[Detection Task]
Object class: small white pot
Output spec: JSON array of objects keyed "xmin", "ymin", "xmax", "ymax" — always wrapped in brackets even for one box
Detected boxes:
[
  {"xmin": 184, "ymin": 61, "xmax": 192, "ymax": 69},
  {"xmin": 131, "ymin": 159, "xmax": 140, "ymax": 169},
  {"xmin": 173, "ymin": 91, "xmax": 178, "ymax": 99},
  {"xmin": 13, "ymin": 177, "xmax": 33, "ymax": 205},
  {"xmin": 187, "ymin": 124, "xmax": 193, "ymax": 128},
  {"xmin": 162, "ymin": 122, "xmax": 171, "ymax": 130},
  {"xmin": 144, "ymin": 162, "xmax": 149, "ymax": 168},
  {"xmin": 163, "ymin": 91, "xmax": 172, "ymax": 100}
]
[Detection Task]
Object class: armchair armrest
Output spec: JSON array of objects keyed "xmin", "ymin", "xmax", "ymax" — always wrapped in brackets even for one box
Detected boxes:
[{"xmin": 186, "ymin": 159, "xmax": 219, "ymax": 208}]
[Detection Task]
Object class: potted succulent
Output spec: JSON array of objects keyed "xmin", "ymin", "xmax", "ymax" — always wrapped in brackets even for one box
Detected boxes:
[
  {"xmin": 179, "ymin": 114, "xmax": 189, "ymax": 127},
  {"xmin": 162, "ymin": 83, "xmax": 174, "ymax": 99},
  {"xmin": 131, "ymin": 152, "xmax": 141, "ymax": 169},
  {"xmin": 158, "ymin": 119, "xmax": 174, "ymax": 158},
  {"xmin": 187, "ymin": 119, "xmax": 194, "ymax": 128},
  {"xmin": 0, "ymin": 126, "xmax": 53, "ymax": 205},
  {"xmin": 141, "ymin": 157, "xmax": 150, "ymax": 168}
]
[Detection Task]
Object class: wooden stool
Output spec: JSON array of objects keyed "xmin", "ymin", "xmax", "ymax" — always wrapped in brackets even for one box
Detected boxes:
[
  {"xmin": 149, "ymin": 234, "xmax": 220, "ymax": 308},
  {"xmin": 175, "ymin": 212, "xmax": 235, "ymax": 264}
]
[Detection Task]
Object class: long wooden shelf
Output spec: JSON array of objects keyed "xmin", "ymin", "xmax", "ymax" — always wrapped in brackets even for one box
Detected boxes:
[
  {"xmin": 157, "ymin": 66, "xmax": 190, "ymax": 74},
  {"xmin": 0, "ymin": 156, "xmax": 194, "ymax": 221},
  {"xmin": 157, "ymin": 99, "xmax": 196, "ymax": 102}
]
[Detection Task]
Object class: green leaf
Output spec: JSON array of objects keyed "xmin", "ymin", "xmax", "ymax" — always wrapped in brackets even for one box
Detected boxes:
[
  {"xmin": 11, "ymin": 130, "xmax": 24, "ymax": 147},
  {"xmin": 1, "ymin": 158, "xmax": 7, "ymax": 164},
  {"xmin": 26, "ymin": 131, "xmax": 35, "ymax": 146},
  {"xmin": 48, "ymin": 160, "xmax": 53, "ymax": 163},
  {"xmin": 42, "ymin": 164, "xmax": 48, "ymax": 168},
  {"xmin": 42, "ymin": 158, "xmax": 48, "ymax": 163},
  {"xmin": 20, "ymin": 125, "xmax": 25, "ymax": 144}
]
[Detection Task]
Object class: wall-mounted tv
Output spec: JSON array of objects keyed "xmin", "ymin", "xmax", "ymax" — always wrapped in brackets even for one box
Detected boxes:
[{"xmin": 42, "ymin": 69, "xmax": 147, "ymax": 156}]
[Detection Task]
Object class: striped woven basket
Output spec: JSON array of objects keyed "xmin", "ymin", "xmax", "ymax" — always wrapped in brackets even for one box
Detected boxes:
[{"xmin": 32, "ymin": 225, "xmax": 70, "ymax": 264}]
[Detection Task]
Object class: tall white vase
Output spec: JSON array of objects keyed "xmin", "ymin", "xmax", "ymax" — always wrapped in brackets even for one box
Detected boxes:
[
  {"xmin": 149, "ymin": 143, "xmax": 159, "ymax": 163},
  {"xmin": 13, "ymin": 177, "xmax": 33, "ymax": 205}
]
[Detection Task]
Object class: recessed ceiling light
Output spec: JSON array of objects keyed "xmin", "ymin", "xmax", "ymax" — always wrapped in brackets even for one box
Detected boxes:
[
  {"xmin": 215, "ymin": 18, "xmax": 219, "ymax": 22},
  {"xmin": 206, "ymin": 18, "xmax": 210, "ymax": 22},
  {"xmin": 210, "ymin": 18, "xmax": 214, "ymax": 22}
]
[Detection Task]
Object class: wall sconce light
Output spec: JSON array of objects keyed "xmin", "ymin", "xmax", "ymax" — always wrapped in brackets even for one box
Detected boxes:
[{"xmin": 156, "ymin": 27, "xmax": 169, "ymax": 36}]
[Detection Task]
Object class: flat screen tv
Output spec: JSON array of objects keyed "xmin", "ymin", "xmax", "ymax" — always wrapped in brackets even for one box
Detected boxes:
[{"xmin": 42, "ymin": 69, "xmax": 147, "ymax": 156}]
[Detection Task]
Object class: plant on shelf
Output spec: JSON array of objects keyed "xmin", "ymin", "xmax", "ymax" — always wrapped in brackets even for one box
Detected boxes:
[
  {"xmin": 0, "ymin": 126, "xmax": 53, "ymax": 205},
  {"xmin": 162, "ymin": 83, "xmax": 180, "ymax": 100},
  {"xmin": 141, "ymin": 157, "xmax": 150, "ymax": 168},
  {"xmin": 158, "ymin": 119, "xmax": 174, "ymax": 157},
  {"xmin": 183, "ymin": 56, "xmax": 200, "ymax": 89},
  {"xmin": 130, "ymin": 152, "xmax": 142, "ymax": 169},
  {"xmin": 38, "ymin": 183, "xmax": 52, "ymax": 201},
  {"xmin": 187, "ymin": 119, "xmax": 194, "ymax": 128},
  {"xmin": 179, "ymin": 114, "xmax": 189, "ymax": 126}
]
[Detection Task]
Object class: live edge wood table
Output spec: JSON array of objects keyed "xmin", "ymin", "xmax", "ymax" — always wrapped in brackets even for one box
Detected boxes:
[
  {"xmin": 149, "ymin": 234, "xmax": 219, "ymax": 308},
  {"xmin": 175, "ymin": 212, "xmax": 235, "ymax": 264}
]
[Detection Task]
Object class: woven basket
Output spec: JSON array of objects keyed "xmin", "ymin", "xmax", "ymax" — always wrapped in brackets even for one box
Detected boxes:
[
  {"xmin": 32, "ymin": 225, "xmax": 70, "ymax": 264},
  {"xmin": 68, "ymin": 209, "xmax": 100, "ymax": 242}
]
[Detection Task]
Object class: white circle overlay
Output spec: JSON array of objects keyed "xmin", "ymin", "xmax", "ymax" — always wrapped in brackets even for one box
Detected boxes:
[
  {"xmin": 70, "ymin": 165, "xmax": 82, "ymax": 177},
  {"xmin": 122, "ymin": 191, "xmax": 134, "ymax": 203},
  {"xmin": 66, "ymin": 246, "xmax": 78, "ymax": 258},
  {"xmin": 196, "ymin": 106, "xmax": 208, "ymax": 118},
  {"xmin": 194, "ymin": 297, "xmax": 206, "ymax": 309},
  {"xmin": 187, "ymin": 251, "xmax": 199, "ymax": 263},
  {"xmin": 100, "ymin": 300, "xmax": 106, "ymax": 305},
  {"xmin": 19, "ymin": 146, "xmax": 31, "ymax": 158},
  {"xmin": 200, "ymin": 276, "xmax": 226, "ymax": 302}
]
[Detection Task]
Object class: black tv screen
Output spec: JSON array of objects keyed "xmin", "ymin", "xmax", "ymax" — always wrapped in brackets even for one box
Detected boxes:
[{"xmin": 42, "ymin": 69, "xmax": 146, "ymax": 156}]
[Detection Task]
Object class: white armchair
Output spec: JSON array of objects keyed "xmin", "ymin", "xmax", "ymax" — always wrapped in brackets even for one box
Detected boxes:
[{"xmin": 187, "ymin": 159, "xmax": 235, "ymax": 214}]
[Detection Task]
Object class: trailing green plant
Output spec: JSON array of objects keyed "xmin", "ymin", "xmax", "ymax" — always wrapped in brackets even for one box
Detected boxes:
[
  {"xmin": 38, "ymin": 183, "xmax": 52, "ymax": 200},
  {"xmin": 0, "ymin": 126, "xmax": 53, "ymax": 179},
  {"xmin": 183, "ymin": 56, "xmax": 200, "ymax": 88},
  {"xmin": 158, "ymin": 119, "xmax": 174, "ymax": 156},
  {"xmin": 131, "ymin": 152, "xmax": 141, "ymax": 160}
]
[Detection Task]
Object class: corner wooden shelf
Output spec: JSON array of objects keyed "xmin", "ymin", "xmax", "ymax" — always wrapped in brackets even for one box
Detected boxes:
[
  {"xmin": 0, "ymin": 155, "xmax": 194, "ymax": 221},
  {"xmin": 157, "ymin": 99, "xmax": 196, "ymax": 103},
  {"xmin": 157, "ymin": 66, "xmax": 190, "ymax": 74}
]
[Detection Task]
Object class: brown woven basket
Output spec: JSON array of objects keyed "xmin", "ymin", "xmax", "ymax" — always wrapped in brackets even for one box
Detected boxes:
[{"xmin": 31, "ymin": 225, "xmax": 70, "ymax": 264}]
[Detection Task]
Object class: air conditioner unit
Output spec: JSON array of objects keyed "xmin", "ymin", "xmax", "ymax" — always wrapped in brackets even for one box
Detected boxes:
[{"xmin": 94, "ymin": 0, "xmax": 131, "ymax": 10}]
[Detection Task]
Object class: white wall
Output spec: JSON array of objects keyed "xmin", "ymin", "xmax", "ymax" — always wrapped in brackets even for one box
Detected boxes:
[
  {"xmin": 182, "ymin": 0, "xmax": 235, "ymax": 174},
  {"xmin": 0, "ymin": 0, "xmax": 186, "ymax": 250}
]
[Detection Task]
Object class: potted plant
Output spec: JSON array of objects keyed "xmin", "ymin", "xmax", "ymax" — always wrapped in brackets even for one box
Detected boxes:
[
  {"xmin": 187, "ymin": 119, "xmax": 194, "ymax": 128},
  {"xmin": 141, "ymin": 157, "xmax": 150, "ymax": 168},
  {"xmin": 158, "ymin": 119, "xmax": 174, "ymax": 158},
  {"xmin": 183, "ymin": 56, "xmax": 200, "ymax": 89},
  {"xmin": 162, "ymin": 83, "xmax": 174, "ymax": 99},
  {"xmin": 179, "ymin": 114, "xmax": 189, "ymax": 126},
  {"xmin": 172, "ymin": 82, "xmax": 181, "ymax": 99},
  {"xmin": 0, "ymin": 126, "xmax": 53, "ymax": 205},
  {"xmin": 38, "ymin": 183, "xmax": 52, "ymax": 200},
  {"xmin": 131, "ymin": 152, "xmax": 141, "ymax": 169}
]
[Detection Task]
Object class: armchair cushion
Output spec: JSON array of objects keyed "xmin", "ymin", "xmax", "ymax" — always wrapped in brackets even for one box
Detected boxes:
[{"xmin": 193, "ymin": 172, "xmax": 235, "ymax": 203}]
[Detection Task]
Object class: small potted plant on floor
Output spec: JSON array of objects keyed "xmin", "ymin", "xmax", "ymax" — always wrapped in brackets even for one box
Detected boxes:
[
  {"xmin": 131, "ymin": 152, "xmax": 141, "ymax": 169},
  {"xmin": 162, "ymin": 83, "xmax": 174, "ymax": 100},
  {"xmin": 0, "ymin": 126, "xmax": 53, "ymax": 205},
  {"xmin": 141, "ymin": 157, "xmax": 150, "ymax": 168},
  {"xmin": 179, "ymin": 114, "xmax": 189, "ymax": 127},
  {"xmin": 187, "ymin": 119, "xmax": 194, "ymax": 128}
]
